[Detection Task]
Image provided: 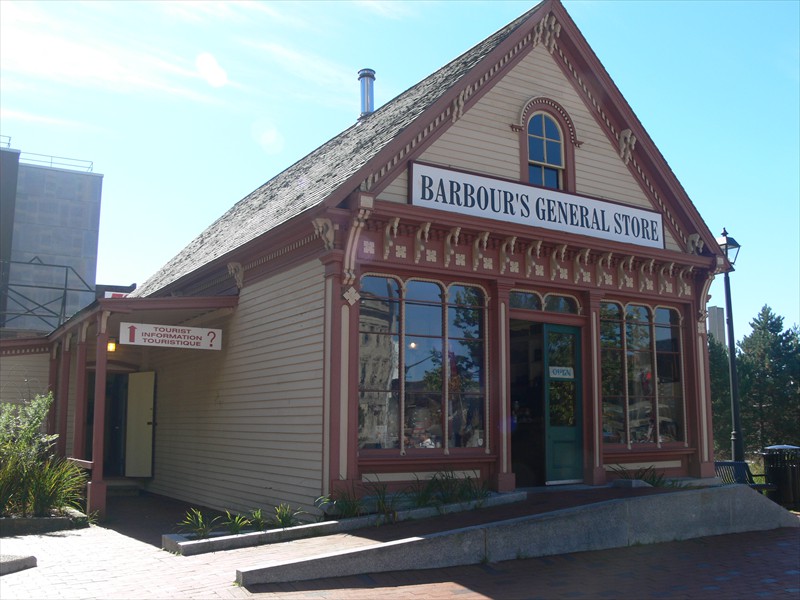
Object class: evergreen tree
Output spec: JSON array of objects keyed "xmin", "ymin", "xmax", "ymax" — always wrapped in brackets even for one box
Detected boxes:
[
  {"xmin": 708, "ymin": 334, "xmax": 732, "ymax": 458},
  {"xmin": 737, "ymin": 306, "xmax": 800, "ymax": 454}
]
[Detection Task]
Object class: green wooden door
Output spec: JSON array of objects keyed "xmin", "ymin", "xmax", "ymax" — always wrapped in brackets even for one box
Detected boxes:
[{"xmin": 544, "ymin": 324, "xmax": 582, "ymax": 483}]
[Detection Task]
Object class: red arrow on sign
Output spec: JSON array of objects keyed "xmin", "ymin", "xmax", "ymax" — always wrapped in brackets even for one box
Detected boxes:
[{"xmin": 128, "ymin": 325, "xmax": 137, "ymax": 343}]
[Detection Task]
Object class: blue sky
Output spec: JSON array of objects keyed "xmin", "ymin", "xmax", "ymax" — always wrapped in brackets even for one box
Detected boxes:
[{"xmin": 1, "ymin": 1, "xmax": 798, "ymax": 341}]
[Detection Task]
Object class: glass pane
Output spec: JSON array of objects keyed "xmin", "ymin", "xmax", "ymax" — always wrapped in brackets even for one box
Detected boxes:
[
  {"xmin": 529, "ymin": 137, "xmax": 545, "ymax": 163},
  {"xmin": 546, "ymin": 140, "xmax": 563, "ymax": 166},
  {"xmin": 550, "ymin": 381, "xmax": 575, "ymax": 426},
  {"xmin": 405, "ymin": 302, "xmax": 442, "ymax": 336},
  {"xmin": 404, "ymin": 336, "xmax": 442, "ymax": 391},
  {"xmin": 601, "ymin": 349, "xmax": 624, "ymax": 396},
  {"xmin": 361, "ymin": 275, "xmax": 400, "ymax": 300},
  {"xmin": 655, "ymin": 325, "xmax": 679, "ymax": 352},
  {"xmin": 600, "ymin": 302, "xmax": 622, "ymax": 320},
  {"xmin": 406, "ymin": 280, "xmax": 442, "ymax": 302},
  {"xmin": 655, "ymin": 307, "xmax": 680, "ymax": 326},
  {"xmin": 657, "ymin": 353, "xmax": 681, "ymax": 386},
  {"xmin": 448, "ymin": 306, "xmax": 483, "ymax": 339},
  {"xmin": 657, "ymin": 396, "xmax": 684, "ymax": 443},
  {"xmin": 448, "ymin": 340, "xmax": 484, "ymax": 392},
  {"xmin": 543, "ymin": 167, "xmax": 559, "ymax": 189},
  {"xmin": 448, "ymin": 285, "xmax": 484, "ymax": 307},
  {"xmin": 359, "ymin": 332, "xmax": 399, "ymax": 391},
  {"xmin": 545, "ymin": 295, "xmax": 578, "ymax": 314},
  {"xmin": 528, "ymin": 113, "xmax": 543, "ymax": 136},
  {"xmin": 600, "ymin": 319, "xmax": 622, "ymax": 348},
  {"xmin": 529, "ymin": 165, "xmax": 543, "ymax": 186},
  {"xmin": 544, "ymin": 115, "xmax": 560, "ymax": 140},
  {"xmin": 358, "ymin": 391, "xmax": 400, "ymax": 449},
  {"xmin": 628, "ymin": 396, "xmax": 655, "ymax": 443},
  {"xmin": 626, "ymin": 305, "xmax": 650, "ymax": 323},
  {"xmin": 602, "ymin": 397, "xmax": 626, "ymax": 444},
  {"xmin": 405, "ymin": 392, "xmax": 443, "ymax": 449},
  {"xmin": 359, "ymin": 297, "xmax": 399, "ymax": 335},
  {"xmin": 449, "ymin": 393, "xmax": 485, "ymax": 448},
  {"xmin": 510, "ymin": 291, "xmax": 542, "ymax": 310},
  {"xmin": 626, "ymin": 322, "xmax": 651, "ymax": 351}
]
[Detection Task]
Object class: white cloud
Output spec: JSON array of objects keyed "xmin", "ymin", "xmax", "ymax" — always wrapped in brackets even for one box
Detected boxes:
[
  {"xmin": 0, "ymin": 2, "xmax": 221, "ymax": 103},
  {"xmin": 196, "ymin": 53, "xmax": 228, "ymax": 88},
  {"xmin": 0, "ymin": 108, "xmax": 98, "ymax": 130}
]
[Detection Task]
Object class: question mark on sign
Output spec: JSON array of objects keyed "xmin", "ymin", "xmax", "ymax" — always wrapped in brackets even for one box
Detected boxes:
[{"xmin": 207, "ymin": 331, "xmax": 217, "ymax": 348}]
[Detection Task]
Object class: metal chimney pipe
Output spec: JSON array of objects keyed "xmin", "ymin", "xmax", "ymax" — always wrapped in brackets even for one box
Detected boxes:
[{"xmin": 358, "ymin": 68, "xmax": 376, "ymax": 118}]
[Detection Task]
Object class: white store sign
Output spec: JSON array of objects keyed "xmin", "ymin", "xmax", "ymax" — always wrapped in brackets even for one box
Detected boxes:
[
  {"xmin": 410, "ymin": 163, "xmax": 664, "ymax": 249},
  {"xmin": 120, "ymin": 322, "xmax": 222, "ymax": 350}
]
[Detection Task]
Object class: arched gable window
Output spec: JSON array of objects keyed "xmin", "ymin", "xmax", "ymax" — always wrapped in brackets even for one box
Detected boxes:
[
  {"xmin": 528, "ymin": 112, "xmax": 563, "ymax": 190},
  {"xmin": 517, "ymin": 97, "xmax": 578, "ymax": 192}
]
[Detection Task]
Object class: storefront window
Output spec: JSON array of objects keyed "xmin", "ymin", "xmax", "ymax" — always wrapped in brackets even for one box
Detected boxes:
[
  {"xmin": 600, "ymin": 302, "xmax": 684, "ymax": 446},
  {"xmin": 358, "ymin": 276, "xmax": 486, "ymax": 451},
  {"xmin": 510, "ymin": 291, "xmax": 578, "ymax": 314}
]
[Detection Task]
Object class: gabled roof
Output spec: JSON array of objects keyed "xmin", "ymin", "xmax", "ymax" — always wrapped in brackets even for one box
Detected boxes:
[
  {"xmin": 132, "ymin": 3, "xmax": 546, "ymax": 297},
  {"xmin": 133, "ymin": 0, "xmax": 720, "ymax": 298}
]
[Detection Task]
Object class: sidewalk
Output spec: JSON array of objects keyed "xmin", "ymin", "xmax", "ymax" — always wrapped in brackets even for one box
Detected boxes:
[{"xmin": 1, "ymin": 490, "xmax": 798, "ymax": 599}]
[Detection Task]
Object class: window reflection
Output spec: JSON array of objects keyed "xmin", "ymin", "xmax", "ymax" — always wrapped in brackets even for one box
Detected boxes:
[{"xmin": 358, "ymin": 277, "xmax": 486, "ymax": 451}]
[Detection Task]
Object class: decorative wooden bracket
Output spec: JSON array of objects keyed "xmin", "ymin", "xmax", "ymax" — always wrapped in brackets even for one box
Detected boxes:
[
  {"xmin": 550, "ymin": 244, "xmax": 567, "ymax": 281},
  {"xmin": 444, "ymin": 227, "xmax": 461, "ymax": 268},
  {"xmin": 573, "ymin": 248, "xmax": 590, "ymax": 284},
  {"xmin": 525, "ymin": 240, "xmax": 543, "ymax": 278},
  {"xmin": 500, "ymin": 236, "xmax": 516, "ymax": 275},
  {"xmin": 383, "ymin": 217, "xmax": 400, "ymax": 260},
  {"xmin": 638, "ymin": 259, "xmax": 654, "ymax": 292},
  {"xmin": 473, "ymin": 232, "xmax": 489, "ymax": 271},
  {"xmin": 617, "ymin": 255, "xmax": 634, "ymax": 289},
  {"xmin": 414, "ymin": 222, "xmax": 431, "ymax": 264}
]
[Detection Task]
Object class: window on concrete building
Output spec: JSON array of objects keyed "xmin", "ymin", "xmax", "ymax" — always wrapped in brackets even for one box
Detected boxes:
[
  {"xmin": 358, "ymin": 276, "xmax": 486, "ymax": 452},
  {"xmin": 600, "ymin": 302, "xmax": 685, "ymax": 446}
]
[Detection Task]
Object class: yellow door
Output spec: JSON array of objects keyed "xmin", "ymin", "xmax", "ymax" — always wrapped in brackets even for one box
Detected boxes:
[{"xmin": 125, "ymin": 371, "xmax": 155, "ymax": 477}]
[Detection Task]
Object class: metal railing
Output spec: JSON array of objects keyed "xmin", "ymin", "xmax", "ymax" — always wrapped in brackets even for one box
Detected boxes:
[{"xmin": 0, "ymin": 258, "xmax": 96, "ymax": 332}]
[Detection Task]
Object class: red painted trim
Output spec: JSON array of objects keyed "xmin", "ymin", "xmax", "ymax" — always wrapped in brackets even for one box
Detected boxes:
[
  {"xmin": 47, "ymin": 350, "xmax": 58, "ymax": 434},
  {"xmin": 516, "ymin": 98, "xmax": 578, "ymax": 193},
  {"xmin": 72, "ymin": 339, "xmax": 88, "ymax": 459},
  {"xmin": 56, "ymin": 340, "xmax": 71, "ymax": 457}
]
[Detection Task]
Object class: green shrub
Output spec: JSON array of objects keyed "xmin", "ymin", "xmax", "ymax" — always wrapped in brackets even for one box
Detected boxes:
[
  {"xmin": 29, "ymin": 457, "xmax": 87, "ymax": 517},
  {"xmin": 249, "ymin": 508, "xmax": 268, "ymax": 531},
  {"xmin": 178, "ymin": 508, "xmax": 221, "ymax": 539},
  {"xmin": 223, "ymin": 510, "xmax": 251, "ymax": 534},
  {"xmin": 270, "ymin": 502, "xmax": 304, "ymax": 528},
  {"xmin": 0, "ymin": 393, "xmax": 85, "ymax": 517}
]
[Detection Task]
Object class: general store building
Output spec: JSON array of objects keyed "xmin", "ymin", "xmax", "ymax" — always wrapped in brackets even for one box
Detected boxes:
[{"xmin": 0, "ymin": 0, "xmax": 727, "ymax": 517}]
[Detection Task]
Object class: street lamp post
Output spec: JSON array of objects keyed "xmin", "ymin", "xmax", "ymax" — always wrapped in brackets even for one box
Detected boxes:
[{"xmin": 717, "ymin": 228, "xmax": 744, "ymax": 462}]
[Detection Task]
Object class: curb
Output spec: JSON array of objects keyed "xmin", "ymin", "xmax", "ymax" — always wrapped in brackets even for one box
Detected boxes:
[
  {"xmin": 163, "ymin": 491, "xmax": 527, "ymax": 555},
  {"xmin": 0, "ymin": 554, "xmax": 37, "ymax": 576}
]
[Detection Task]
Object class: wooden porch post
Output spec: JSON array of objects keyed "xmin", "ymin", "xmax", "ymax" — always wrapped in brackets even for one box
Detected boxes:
[
  {"xmin": 86, "ymin": 311, "xmax": 110, "ymax": 519},
  {"xmin": 56, "ymin": 333, "xmax": 72, "ymax": 457},
  {"xmin": 71, "ymin": 322, "xmax": 89, "ymax": 459}
]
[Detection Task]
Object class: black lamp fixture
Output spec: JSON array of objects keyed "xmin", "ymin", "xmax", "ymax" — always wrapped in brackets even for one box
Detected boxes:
[{"xmin": 716, "ymin": 228, "xmax": 744, "ymax": 462}]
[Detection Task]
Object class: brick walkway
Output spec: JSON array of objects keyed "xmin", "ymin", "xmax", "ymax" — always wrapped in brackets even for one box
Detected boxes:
[{"xmin": 1, "ymin": 492, "xmax": 798, "ymax": 599}]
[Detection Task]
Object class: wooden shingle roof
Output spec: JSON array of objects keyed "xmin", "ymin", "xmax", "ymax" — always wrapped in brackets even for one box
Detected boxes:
[{"xmin": 132, "ymin": 3, "xmax": 545, "ymax": 297}]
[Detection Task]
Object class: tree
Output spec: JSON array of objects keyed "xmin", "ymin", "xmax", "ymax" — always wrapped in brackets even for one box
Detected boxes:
[
  {"xmin": 737, "ymin": 306, "xmax": 800, "ymax": 453},
  {"xmin": 708, "ymin": 334, "xmax": 732, "ymax": 458}
]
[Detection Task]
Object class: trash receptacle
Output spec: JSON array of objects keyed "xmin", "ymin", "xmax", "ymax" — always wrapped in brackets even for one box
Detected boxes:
[{"xmin": 762, "ymin": 445, "xmax": 800, "ymax": 509}]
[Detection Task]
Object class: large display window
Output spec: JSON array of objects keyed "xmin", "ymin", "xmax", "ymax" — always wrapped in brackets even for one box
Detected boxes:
[{"xmin": 357, "ymin": 276, "xmax": 487, "ymax": 452}]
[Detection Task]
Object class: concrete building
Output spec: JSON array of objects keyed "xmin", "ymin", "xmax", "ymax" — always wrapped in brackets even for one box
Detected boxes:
[
  {"xmin": 0, "ymin": 0, "xmax": 732, "ymax": 518},
  {"xmin": 0, "ymin": 140, "xmax": 103, "ymax": 337}
]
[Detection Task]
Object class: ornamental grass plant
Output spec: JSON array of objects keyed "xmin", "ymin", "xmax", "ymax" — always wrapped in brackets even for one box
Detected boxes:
[{"xmin": 0, "ymin": 393, "xmax": 87, "ymax": 518}]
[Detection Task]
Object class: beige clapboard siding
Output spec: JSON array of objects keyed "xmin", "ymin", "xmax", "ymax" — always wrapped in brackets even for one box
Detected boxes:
[
  {"xmin": 0, "ymin": 353, "xmax": 50, "ymax": 405},
  {"xmin": 379, "ymin": 44, "xmax": 670, "ymax": 223},
  {"xmin": 146, "ymin": 260, "xmax": 325, "ymax": 514}
]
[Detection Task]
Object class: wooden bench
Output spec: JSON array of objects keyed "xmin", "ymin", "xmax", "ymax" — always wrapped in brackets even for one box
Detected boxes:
[{"xmin": 714, "ymin": 460, "xmax": 777, "ymax": 493}]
